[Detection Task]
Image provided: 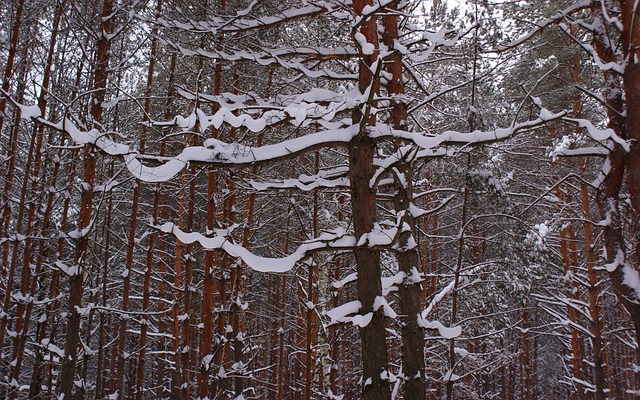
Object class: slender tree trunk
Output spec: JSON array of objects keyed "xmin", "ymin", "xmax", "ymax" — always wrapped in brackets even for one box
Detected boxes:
[
  {"xmin": 31, "ymin": 29, "xmax": 89, "ymax": 395},
  {"xmin": 59, "ymin": 0, "xmax": 114, "ymax": 398},
  {"xmin": 0, "ymin": 43, "xmax": 30, "ymax": 359},
  {"xmin": 153, "ymin": 51, "xmax": 177, "ymax": 399},
  {"xmin": 446, "ymin": 155, "xmax": 470, "ymax": 400},
  {"xmin": 275, "ymin": 196, "xmax": 293, "ymax": 400},
  {"xmin": 170, "ymin": 169, "xmax": 188, "ymax": 400},
  {"xmin": 579, "ymin": 161, "xmax": 609, "ymax": 400},
  {"xmin": 197, "ymin": 21, "xmax": 223, "ymax": 391},
  {"xmin": 133, "ymin": 2, "xmax": 163, "ymax": 398},
  {"xmin": 0, "ymin": 0, "xmax": 25, "ymax": 134},
  {"xmin": 222, "ymin": 75, "xmax": 243, "ymax": 398},
  {"xmin": 95, "ymin": 160, "xmax": 114, "ymax": 400},
  {"xmin": 29, "ymin": 141, "xmax": 78, "ymax": 398},
  {"xmin": 6, "ymin": 3, "xmax": 63, "ymax": 394},
  {"xmin": 268, "ymin": 274, "xmax": 280, "ymax": 400},
  {"xmin": 304, "ymin": 157, "xmax": 320, "ymax": 400},
  {"xmin": 181, "ymin": 139, "xmax": 198, "ymax": 400},
  {"xmin": 556, "ymin": 188, "xmax": 583, "ymax": 396},
  {"xmin": 381, "ymin": 5, "xmax": 427, "ymax": 398},
  {"xmin": 329, "ymin": 196, "xmax": 345, "ymax": 398}
]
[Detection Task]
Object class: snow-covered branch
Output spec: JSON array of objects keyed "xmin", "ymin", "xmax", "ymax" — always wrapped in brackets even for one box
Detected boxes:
[{"xmin": 157, "ymin": 222, "xmax": 355, "ymax": 273}]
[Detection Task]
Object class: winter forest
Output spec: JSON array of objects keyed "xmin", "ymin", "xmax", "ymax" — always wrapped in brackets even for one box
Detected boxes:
[{"xmin": 3, "ymin": 0, "xmax": 640, "ymax": 399}]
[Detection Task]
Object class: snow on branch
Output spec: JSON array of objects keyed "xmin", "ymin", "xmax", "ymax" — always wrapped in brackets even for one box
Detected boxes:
[
  {"xmin": 417, "ymin": 319, "xmax": 462, "ymax": 339},
  {"xmin": 354, "ymin": 0, "xmax": 403, "ymax": 27},
  {"xmin": 250, "ymin": 166, "xmax": 349, "ymax": 191},
  {"xmin": 157, "ymin": 222, "xmax": 355, "ymax": 273},
  {"xmin": 557, "ymin": 22, "xmax": 624, "ymax": 74},
  {"xmin": 178, "ymin": 86, "xmax": 359, "ymax": 113},
  {"xmin": 125, "ymin": 125, "xmax": 360, "ymax": 182},
  {"xmin": 370, "ymin": 108, "xmax": 566, "ymax": 148},
  {"xmin": 162, "ymin": 38, "xmax": 357, "ymax": 81},
  {"xmin": 15, "ymin": 97, "xmax": 564, "ymax": 185},
  {"xmin": 163, "ymin": 90, "xmax": 358, "ymax": 131},
  {"xmin": 418, "ymin": 264, "xmax": 487, "ymax": 339},
  {"xmin": 325, "ymin": 300, "xmax": 370, "ymax": 326},
  {"xmin": 151, "ymin": 2, "xmax": 345, "ymax": 34},
  {"xmin": 563, "ymin": 117, "xmax": 630, "ymax": 151},
  {"xmin": 156, "ymin": 210, "xmax": 411, "ymax": 273},
  {"xmin": 57, "ymin": 117, "xmax": 130, "ymax": 156},
  {"xmin": 495, "ymin": 0, "xmax": 592, "ymax": 52}
]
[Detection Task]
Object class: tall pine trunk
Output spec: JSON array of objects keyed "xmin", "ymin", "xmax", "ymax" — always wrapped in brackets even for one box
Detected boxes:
[
  {"xmin": 59, "ymin": 0, "xmax": 114, "ymax": 398},
  {"xmin": 381, "ymin": 6, "xmax": 427, "ymax": 398},
  {"xmin": 350, "ymin": 3, "xmax": 389, "ymax": 399}
]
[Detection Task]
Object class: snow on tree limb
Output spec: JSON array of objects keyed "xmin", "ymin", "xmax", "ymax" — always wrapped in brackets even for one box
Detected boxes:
[
  {"xmin": 157, "ymin": 222, "xmax": 355, "ymax": 273},
  {"xmin": 162, "ymin": 37, "xmax": 358, "ymax": 81},
  {"xmin": 564, "ymin": 117, "xmax": 630, "ymax": 150},
  {"xmin": 149, "ymin": 2, "xmax": 344, "ymax": 34},
  {"xmin": 12, "ymin": 94, "xmax": 566, "ymax": 184},
  {"xmin": 495, "ymin": 0, "xmax": 592, "ymax": 52}
]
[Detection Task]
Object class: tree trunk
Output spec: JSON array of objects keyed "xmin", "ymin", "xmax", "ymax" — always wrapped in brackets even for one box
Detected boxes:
[
  {"xmin": 446, "ymin": 154, "xmax": 470, "ymax": 400},
  {"xmin": 0, "ymin": 0, "xmax": 25, "ymax": 134},
  {"xmin": 96, "ymin": 160, "xmax": 114, "ymax": 400},
  {"xmin": 0, "ymin": 48, "xmax": 28, "ymax": 372},
  {"xmin": 556, "ymin": 188, "xmax": 583, "ymax": 395},
  {"xmin": 591, "ymin": 0, "xmax": 640, "ymax": 350},
  {"xmin": 381, "ymin": 5, "xmax": 427, "ymax": 398},
  {"xmin": 7, "ymin": 0, "xmax": 63, "ymax": 394},
  {"xmin": 580, "ymin": 161, "xmax": 609, "ymax": 400},
  {"xmin": 350, "ymin": 2, "xmax": 390, "ymax": 399},
  {"xmin": 133, "ymin": 2, "xmax": 163, "ymax": 398},
  {"xmin": 620, "ymin": 0, "xmax": 640, "ymax": 345},
  {"xmin": 59, "ymin": 0, "xmax": 114, "ymax": 397}
]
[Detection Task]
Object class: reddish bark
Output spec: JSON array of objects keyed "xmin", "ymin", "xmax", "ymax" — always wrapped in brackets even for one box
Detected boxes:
[
  {"xmin": 0, "ymin": 44, "xmax": 29, "ymax": 356},
  {"xmin": 0, "ymin": 0, "xmax": 25, "ymax": 133},
  {"xmin": 349, "ymin": 2, "xmax": 390, "ymax": 399},
  {"xmin": 59, "ymin": 0, "xmax": 114, "ymax": 398},
  {"xmin": 381, "ymin": 5, "xmax": 427, "ymax": 398},
  {"xmin": 580, "ymin": 168, "xmax": 608, "ymax": 400},
  {"xmin": 590, "ymin": 0, "xmax": 640, "ymax": 346}
]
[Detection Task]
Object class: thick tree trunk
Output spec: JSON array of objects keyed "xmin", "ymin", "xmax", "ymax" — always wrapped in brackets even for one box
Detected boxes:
[
  {"xmin": 349, "ymin": 105, "xmax": 390, "ymax": 400},
  {"xmin": 620, "ymin": 0, "xmax": 640, "ymax": 345},
  {"xmin": 591, "ymin": 0, "xmax": 640, "ymax": 350},
  {"xmin": 349, "ymin": 2, "xmax": 390, "ymax": 399}
]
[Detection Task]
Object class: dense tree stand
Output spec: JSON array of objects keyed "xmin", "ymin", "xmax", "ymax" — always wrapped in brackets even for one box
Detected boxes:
[{"xmin": 0, "ymin": 0, "xmax": 639, "ymax": 398}]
